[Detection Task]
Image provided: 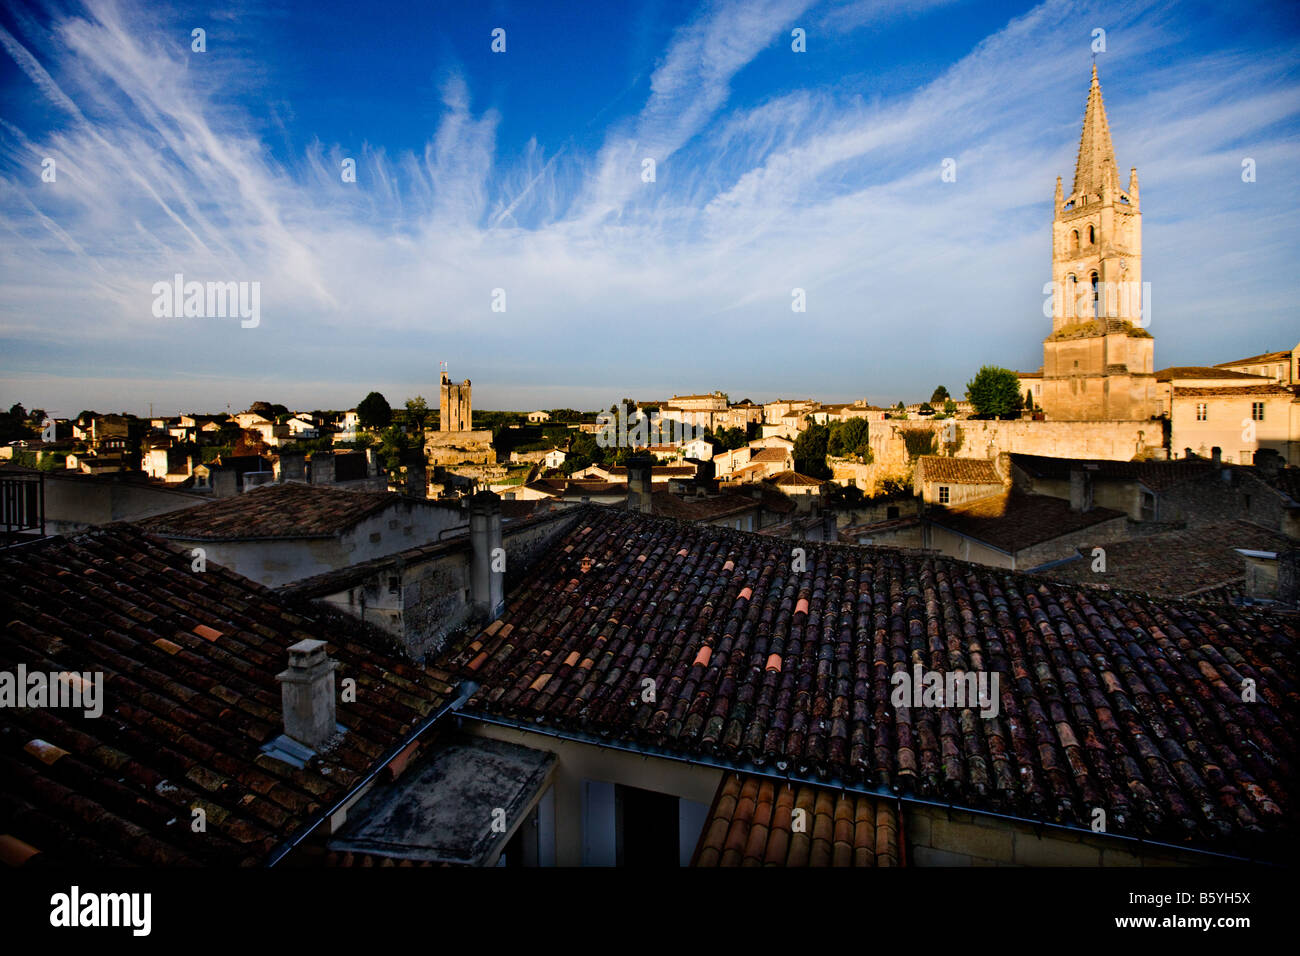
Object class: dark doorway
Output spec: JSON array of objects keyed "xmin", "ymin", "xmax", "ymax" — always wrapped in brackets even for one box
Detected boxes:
[{"xmin": 616, "ymin": 785, "xmax": 679, "ymax": 867}]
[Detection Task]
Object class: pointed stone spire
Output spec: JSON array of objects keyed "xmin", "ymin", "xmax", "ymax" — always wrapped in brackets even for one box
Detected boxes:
[
  {"xmin": 1072, "ymin": 64, "xmax": 1119, "ymax": 200},
  {"xmin": 1127, "ymin": 166, "xmax": 1139, "ymax": 205},
  {"xmin": 1054, "ymin": 175, "xmax": 1063, "ymax": 214}
]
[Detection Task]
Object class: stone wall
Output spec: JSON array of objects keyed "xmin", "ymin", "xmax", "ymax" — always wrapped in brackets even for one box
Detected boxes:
[{"xmin": 904, "ymin": 805, "xmax": 1213, "ymax": 866}]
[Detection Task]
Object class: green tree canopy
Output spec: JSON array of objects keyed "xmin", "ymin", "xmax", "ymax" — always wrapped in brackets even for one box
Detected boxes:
[
  {"xmin": 357, "ymin": 391, "xmax": 392, "ymax": 429},
  {"xmin": 404, "ymin": 395, "xmax": 429, "ymax": 431},
  {"xmin": 930, "ymin": 385, "xmax": 950, "ymax": 404},
  {"xmin": 793, "ymin": 424, "xmax": 831, "ymax": 479},
  {"xmin": 965, "ymin": 366, "xmax": 1024, "ymax": 419},
  {"xmin": 827, "ymin": 417, "xmax": 870, "ymax": 459},
  {"xmin": 714, "ymin": 426, "xmax": 747, "ymax": 451}
]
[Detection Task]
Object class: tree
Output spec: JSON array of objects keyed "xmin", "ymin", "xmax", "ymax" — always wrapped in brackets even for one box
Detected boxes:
[
  {"xmin": 943, "ymin": 398, "xmax": 958, "ymax": 416},
  {"xmin": 965, "ymin": 366, "xmax": 1024, "ymax": 419},
  {"xmin": 562, "ymin": 432, "xmax": 602, "ymax": 475},
  {"xmin": 356, "ymin": 391, "xmax": 392, "ymax": 429},
  {"xmin": 918, "ymin": 402, "xmax": 934, "ymax": 415},
  {"xmin": 405, "ymin": 396, "xmax": 429, "ymax": 431},
  {"xmin": 827, "ymin": 418, "xmax": 870, "ymax": 459},
  {"xmin": 930, "ymin": 385, "xmax": 950, "ymax": 404},
  {"xmin": 377, "ymin": 425, "xmax": 417, "ymax": 472},
  {"xmin": 1024, "ymin": 389, "xmax": 1035, "ymax": 411},
  {"xmin": 792, "ymin": 424, "xmax": 831, "ymax": 479},
  {"xmin": 714, "ymin": 426, "xmax": 747, "ymax": 451},
  {"xmin": 233, "ymin": 429, "xmax": 269, "ymax": 457}
]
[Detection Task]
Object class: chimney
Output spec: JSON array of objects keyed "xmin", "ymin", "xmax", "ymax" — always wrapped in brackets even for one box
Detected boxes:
[
  {"xmin": 1211, "ymin": 446, "xmax": 1222, "ymax": 467},
  {"xmin": 309, "ymin": 451, "xmax": 336, "ymax": 485},
  {"xmin": 1254, "ymin": 448, "xmax": 1282, "ymax": 478},
  {"xmin": 1068, "ymin": 466, "xmax": 1093, "ymax": 512},
  {"xmin": 470, "ymin": 490, "xmax": 504, "ymax": 619},
  {"xmin": 276, "ymin": 639, "xmax": 337, "ymax": 749},
  {"xmin": 626, "ymin": 453, "xmax": 653, "ymax": 514}
]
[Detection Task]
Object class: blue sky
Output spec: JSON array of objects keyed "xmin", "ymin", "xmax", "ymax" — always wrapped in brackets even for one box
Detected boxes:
[{"xmin": 1, "ymin": 0, "xmax": 1298, "ymax": 416}]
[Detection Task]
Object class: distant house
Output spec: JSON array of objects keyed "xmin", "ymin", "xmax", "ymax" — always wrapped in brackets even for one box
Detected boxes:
[
  {"xmin": 192, "ymin": 454, "xmax": 273, "ymax": 496},
  {"xmin": 526, "ymin": 410, "xmax": 551, "ymax": 423},
  {"xmin": 914, "ymin": 455, "xmax": 1005, "ymax": 506},
  {"xmin": 287, "ymin": 414, "xmax": 319, "ymax": 438},
  {"xmin": 543, "ymin": 448, "xmax": 567, "ymax": 470}
]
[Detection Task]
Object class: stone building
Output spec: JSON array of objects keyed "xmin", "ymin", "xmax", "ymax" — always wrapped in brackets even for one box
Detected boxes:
[
  {"xmin": 1040, "ymin": 66, "xmax": 1158, "ymax": 422},
  {"xmin": 440, "ymin": 369, "xmax": 473, "ymax": 432}
]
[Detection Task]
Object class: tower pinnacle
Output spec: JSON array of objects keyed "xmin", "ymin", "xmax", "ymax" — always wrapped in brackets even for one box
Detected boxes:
[{"xmin": 1072, "ymin": 64, "xmax": 1119, "ymax": 201}]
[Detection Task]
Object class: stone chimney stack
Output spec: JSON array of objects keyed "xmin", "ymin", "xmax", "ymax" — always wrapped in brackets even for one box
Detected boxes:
[
  {"xmin": 1068, "ymin": 466, "xmax": 1093, "ymax": 512},
  {"xmin": 276, "ymin": 639, "xmax": 337, "ymax": 749},
  {"xmin": 1211, "ymin": 446, "xmax": 1222, "ymax": 467},
  {"xmin": 470, "ymin": 490, "xmax": 504, "ymax": 619},
  {"xmin": 626, "ymin": 453, "xmax": 654, "ymax": 514}
]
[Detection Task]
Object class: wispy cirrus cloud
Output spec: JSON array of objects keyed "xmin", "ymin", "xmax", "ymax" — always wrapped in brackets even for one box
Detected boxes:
[{"xmin": 0, "ymin": 0, "xmax": 1297, "ymax": 414}]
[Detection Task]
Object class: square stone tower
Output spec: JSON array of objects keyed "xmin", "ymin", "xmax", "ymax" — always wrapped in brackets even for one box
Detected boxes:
[
  {"xmin": 440, "ymin": 369, "xmax": 472, "ymax": 432},
  {"xmin": 1041, "ymin": 65, "xmax": 1158, "ymax": 421}
]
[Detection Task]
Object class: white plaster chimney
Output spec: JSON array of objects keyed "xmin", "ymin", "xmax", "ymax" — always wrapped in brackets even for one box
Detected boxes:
[{"xmin": 276, "ymin": 639, "xmax": 337, "ymax": 749}]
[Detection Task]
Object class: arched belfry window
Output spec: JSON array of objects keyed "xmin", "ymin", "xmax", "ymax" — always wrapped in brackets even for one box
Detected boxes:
[
  {"xmin": 1090, "ymin": 271, "xmax": 1100, "ymax": 318},
  {"xmin": 1070, "ymin": 230, "xmax": 1079, "ymax": 252},
  {"xmin": 1088, "ymin": 224, "xmax": 1096, "ymax": 244},
  {"xmin": 1067, "ymin": 274, "xmax": 1078, "ymax": 318}
]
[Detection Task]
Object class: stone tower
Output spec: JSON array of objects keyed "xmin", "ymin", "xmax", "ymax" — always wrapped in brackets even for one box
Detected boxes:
[
  {"xmin": 440, "ymin": 369, "xmax": 472, "ymax": 432},
  {"xmin": 1040, "ymin": 65, "xmax": 1157, "ymax": 421}
]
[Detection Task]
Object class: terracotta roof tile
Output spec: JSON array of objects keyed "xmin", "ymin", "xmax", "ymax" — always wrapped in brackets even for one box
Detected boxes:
[
  {"xmin": 0, "ymin": 525, "xmax": 453, "ymax": 865},
  {"xmin": 916, "ymin": 456, "xmax": 1003, "ymax": 484},
  {"xmin": 441, "ymin": 508, "xmax": 1299, "ymax": 855},
  {"xmin": 692, "ymin": 773, "xmax": 902, "ymax": 866},
  {"xmin": 138, "ymin": 483, "xmax": 415, "ymax": 540}
]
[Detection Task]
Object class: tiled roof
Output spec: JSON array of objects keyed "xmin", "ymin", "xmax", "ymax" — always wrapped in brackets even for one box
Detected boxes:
[
  {"xmin": 442, "ymin": 509, "xmax": 1299, "ymax": 853},
  {"xmin": 139, "ymin": 483, "xmax": 402, "ymax": 540},
  {"xmin": 838, "ymin": 516, "xmax": 922, "ymax": 540},
  {"xmin": 1010, "ymin": 454, "xmax": 1215, "ymax": 492},
  {"xmin": 605, "ymin": 465, "xmax": 697, "ymax": 476},
  {"xmin": 1036, "ymin": 520, "xmax": 1293, "ymax": 599},
  {"xmin": 1155, "ymin": 366, "xmax": 1267, "ymax": 381},
  {"xmin": 649, "ymin": 489, "xmax": 765, "ymax": 521},
  {"xmin": 751, "ymin": 447, "xmax": 792, "ymax": 463},
  {"xmin": 692, "ymin": 773, "xmax": 902, "ymax": 866},
  {"xmin": 1173, "ymin": 385, "xmax": 1295, "ymax": 398},
  {"xmin": 930, "ymin": 491, "xmax": 1125, "ymax": 553},
  {"xmin": 765, "ymin": 471, "xmax": 826, "ymax": 488},
  {"xmin": 916, "ymin": 456, "xmax": 1002, "ymax": 485},
  {"xmin": 1216, "ymin": 349, "xmax": 1293, "ymax": 367},
  {"xmin": 0, "ymin": 525, "xmax": 456, "ymax": 865}
]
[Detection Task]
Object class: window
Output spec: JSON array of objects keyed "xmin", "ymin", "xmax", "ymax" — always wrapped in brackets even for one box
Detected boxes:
[
  {"xmin": 1070, "ymin": 230, "xmax": 1079, "ymax": 251},
  {"xmin": 1252, "ymin": 402, "xmax": 1265, "ymax": 421},
  {"xmin": 1196, "ymin": 402, "xmax": 1207, "ymax": 421},
  {"xmin": 887, "ymin": 505, "xmax": 900, "ymax": 520},
  {"xmin": 1087, "ymin": 224, "xmax": 1095, "ymax": 244},
  {"xmin": 1140, "ymin": 491, "xmax": 1156, "ymax": 521},
  {"xmin": 1090, "ymin": 271, "xmax": 1099, "ymax": 317},
  {"xmin": 938, "ymin": 486, "xmax": 950, "ymax": 504}
]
